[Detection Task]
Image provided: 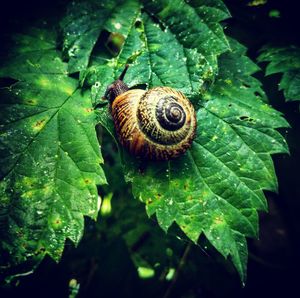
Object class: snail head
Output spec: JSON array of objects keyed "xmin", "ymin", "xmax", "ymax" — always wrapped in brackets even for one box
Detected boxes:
[{"xmin": 104, "ymin": 64, "xmax": 129, "ymax": 103}]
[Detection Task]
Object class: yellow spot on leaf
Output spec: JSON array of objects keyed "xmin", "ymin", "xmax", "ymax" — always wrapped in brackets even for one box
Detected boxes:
[
  {"xmin": 43, "ymin": 184, "xmax": 53, "ymax": 195},
  {"xmin": 149, "ymin": 43, "xmax": 161, "ymax": 51},
  {"xmin": 84, "ymin": 108, "xmax": 93, "ymax": 113},
  {"xmin": 211, "ymin": 135, "xmax": 218, "ymax": 141},
  {"xmin": 38, "ymin": 78, "xmax": 50, "ymax": 87},
  {"xmin": 21, "ymin": 190, "xmax": 34, "ymax": 199},
  {"xmin": 24, "ymin": 98, "xmax": 38, "ymax": 105},
  {"xmin": 18, "ymin": 177, "xmax": 38, "ymax": 189},
  {"xmin": 221, "ymin": 127, "xmax": 228, "ymax": 133},
  {"xmin": 22, "ymin": 177, "xmax": 35, "ymax": 186},
  {"xmin": 81, "ymin": 177, "xmax": 95, "ymax": 187},
  {"xmin": 49, "ymin": 214, "xmax": 63, "ymax": 229},
  {"xmin": 32, "ymin": 118, "xmax": 46, "ymax": 131},
  {"xmin": 64, "ymin": 86, "xmax": 74, "ymax": 96},
  {"xmin": 214, "ymin": 216, "xmax": 224, "ymax": 226},
  {"xmin": 146, "ymin": 198, "xmax": 153, "ymax": 204},
  {"xmin": 202, "ymin": 191, "xmax": 209, "ymax": 198}
]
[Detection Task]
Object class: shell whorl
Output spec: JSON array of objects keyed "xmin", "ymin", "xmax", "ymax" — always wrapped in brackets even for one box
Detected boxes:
[
  {"xmin": 111, "ymin": 87, "xmax": 197, "ymax": 160},
  {"xmin": 156, "ymin": 96, "xmax": 186, "ymax": 131},
  {"xmin": 137, "ymin": 87, "xmax": 195, "ymax": 145}
]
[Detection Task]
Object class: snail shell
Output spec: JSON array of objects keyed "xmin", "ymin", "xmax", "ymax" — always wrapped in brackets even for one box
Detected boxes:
[{"xmin": 111, "ymin": 87, "xmax": 197, "ymax": 160}]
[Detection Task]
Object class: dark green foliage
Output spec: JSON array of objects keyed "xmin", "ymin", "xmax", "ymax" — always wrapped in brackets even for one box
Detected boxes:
[
  {"xmin": 0, "ymin": 27, "xmax": 106, "ymax": 279},
  {"xmin": 258, "ymin": 46, "xmax": 300, "ymax": 104},
  {"xmin": 0, "ymin": 0, "xmax": 290, "ymax": 285}
]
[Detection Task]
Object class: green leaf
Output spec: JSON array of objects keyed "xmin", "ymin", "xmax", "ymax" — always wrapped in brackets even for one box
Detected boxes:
[
  {"xmin": 97, "ymin": 38, "xmax": 289, "ymax": 283},
  {"xmin": 142, "ymin": 0, "xmax": 230, "ymax": 70},
  {"xmin": 258, "ymin": 46, "xmax": 300, "ymax": 104},
  {"xmin": 0, "ymin": 0, "xmax": 289, "ymax": 285},
  {"xmin": 97, "ymin": 138, "xmax": 186, "ymax": 281},
  {"xmin": 60, "ymin": 0, "xmax": 141, "ymax": 73},
  {"xmin": 83, "ymin": 12, "xmax": 217, "ymax": 103},
  {"xmin": 63, "ymin": 0, "xmax": 230, "ymax": 102},
  {"xmin": 0, "ymin": 27, "xmax": 106, "ymax": 279}
]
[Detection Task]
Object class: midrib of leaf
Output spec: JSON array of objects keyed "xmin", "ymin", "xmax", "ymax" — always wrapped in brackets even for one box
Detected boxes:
[
  {"xmin": 55, "ymin": 140, "xmax": 91, "ymax": 188},
  {"xmin": 111, "ymin": 12, "xmax": 195, "ymax": 90},
  {"xmin": 44, "ymin": 140, "xmax": 90, "ymax": 249},
  {"xmin": 80, "ymin": 0, "xmax": 227, "ymax": 100},
  {"xmin": 192, "ymin": 141, "xmax": 262, "ymax": 212},
  {"xmin": 225, "ymin": 230, "xmax": 245, "ymax": 279},
  {"xmin": 203, "ymin": 108, "xmax": 278, "ymax": 192},
  {"xmin": 112, "ymin": 11, "xmax": 141, "ymax": 78},
  {"xmin": 0, "ymin": 108, "xmax": 50, "ymax": 126},
  {"xmin": 62, "ymin": 107, "xmax": 102, "ymax": 160},
  {"xmin": 9, "ymin": 48, "xmax": 56, "ymax": 56},
  {"xmin": 142, "ymin": 18, "xmax": 170, "ymax": 88},
  {"xmin": 1, "ymin": 102, "xmax": 55, "ymax": 109},
  {"xmin": 187, "ymin": 150, "xmax": 254, "ymax": 231},
  {"xmin": 191, "ymin": 151, "xmax": 252, "ymax": 215},
  {"xmin": 191, "ymin": 5, "xmax": 230, "ymax": 46},
  {"xmin": 183, "ymin": 49, "xmax": 199, "ymax": 93},
  {"xmin": 229, "ymin": 123, "xmax": 289, "ymax": 154},
  {"xmin": 143, "ymin": 20, "xmax": 195, "ymax": 91},
  {"xmin": 142, "ymin": 0, "xmax": 230, "ymax": 62},
  {"xmin": 2, "ymin": 88, "xmax": 79, "ymax": 180},
  {"xmin": 162, "ymin": 150, "xmax": 249, "ymax": 280},
  {"xmin": 139, "ymin": 26, "xmax": 153, "ymax": 84}
]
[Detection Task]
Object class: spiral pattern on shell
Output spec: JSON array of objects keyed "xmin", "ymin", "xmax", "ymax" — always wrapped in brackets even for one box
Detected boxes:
[{"xmin": 111, "ymin": 87, "xmax": 197, "ymax": 160}]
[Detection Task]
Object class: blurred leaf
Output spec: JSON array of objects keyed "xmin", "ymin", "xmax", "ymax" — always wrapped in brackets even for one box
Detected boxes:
[
  {"xmin": 258, "ymin": 46, "xmax": 300, "ymax": 104},
  {"xmin": 137, "ymin": 267, "xmax": 155, "ymax": 279}
]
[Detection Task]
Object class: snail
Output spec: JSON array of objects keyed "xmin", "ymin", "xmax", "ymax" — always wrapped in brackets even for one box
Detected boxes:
[{"xmin": 104, "ymin": 65, "xmax": 197, "ymax": 160}]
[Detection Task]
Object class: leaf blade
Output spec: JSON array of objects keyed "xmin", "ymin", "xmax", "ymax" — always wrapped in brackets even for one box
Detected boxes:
[
  {"xmin": 0, "ymin": 27, "xmax": 106, "ymax": 279},
  {"xmin": 111, "ymin": 38, "xmax": 289, "ymax": 282}
]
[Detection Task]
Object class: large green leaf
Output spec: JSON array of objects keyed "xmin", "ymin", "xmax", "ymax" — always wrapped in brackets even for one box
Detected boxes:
[
  {"xmin": 0, "ymin": 27, "xmax": 106, "ymax": 279},
  {"xmin": 142, "ymin": 0, "xmax": 230, "ymax": 70},
  {"xmin": 84, "ymin": 12, "xmax": 215, "ymax": 105},
  {"xmin": 97, "ymin": 39, "xmax": 289, "ymax": 283},
  {"xmin": 62, "ymin": 0, "xmax": 230, "ymax": 97},
  {"xmin": 258, "ymin": 46, "xmax": 300, "ymax": 104}
]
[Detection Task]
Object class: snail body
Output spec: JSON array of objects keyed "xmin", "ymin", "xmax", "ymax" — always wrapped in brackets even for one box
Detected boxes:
[{"xmin": 104, "ymin": 66, "xmax": 197, "ymax": 161}]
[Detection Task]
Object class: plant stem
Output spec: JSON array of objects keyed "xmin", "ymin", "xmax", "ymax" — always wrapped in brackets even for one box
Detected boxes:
[{"xmin": 163, "ymin": 242, "xmax": 192, "ymax": 298}]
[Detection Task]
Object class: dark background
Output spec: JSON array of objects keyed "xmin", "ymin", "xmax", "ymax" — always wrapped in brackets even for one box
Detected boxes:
[{"xmin": 0, "ymin": 0, "xmax": 300, "ymax": 297}]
